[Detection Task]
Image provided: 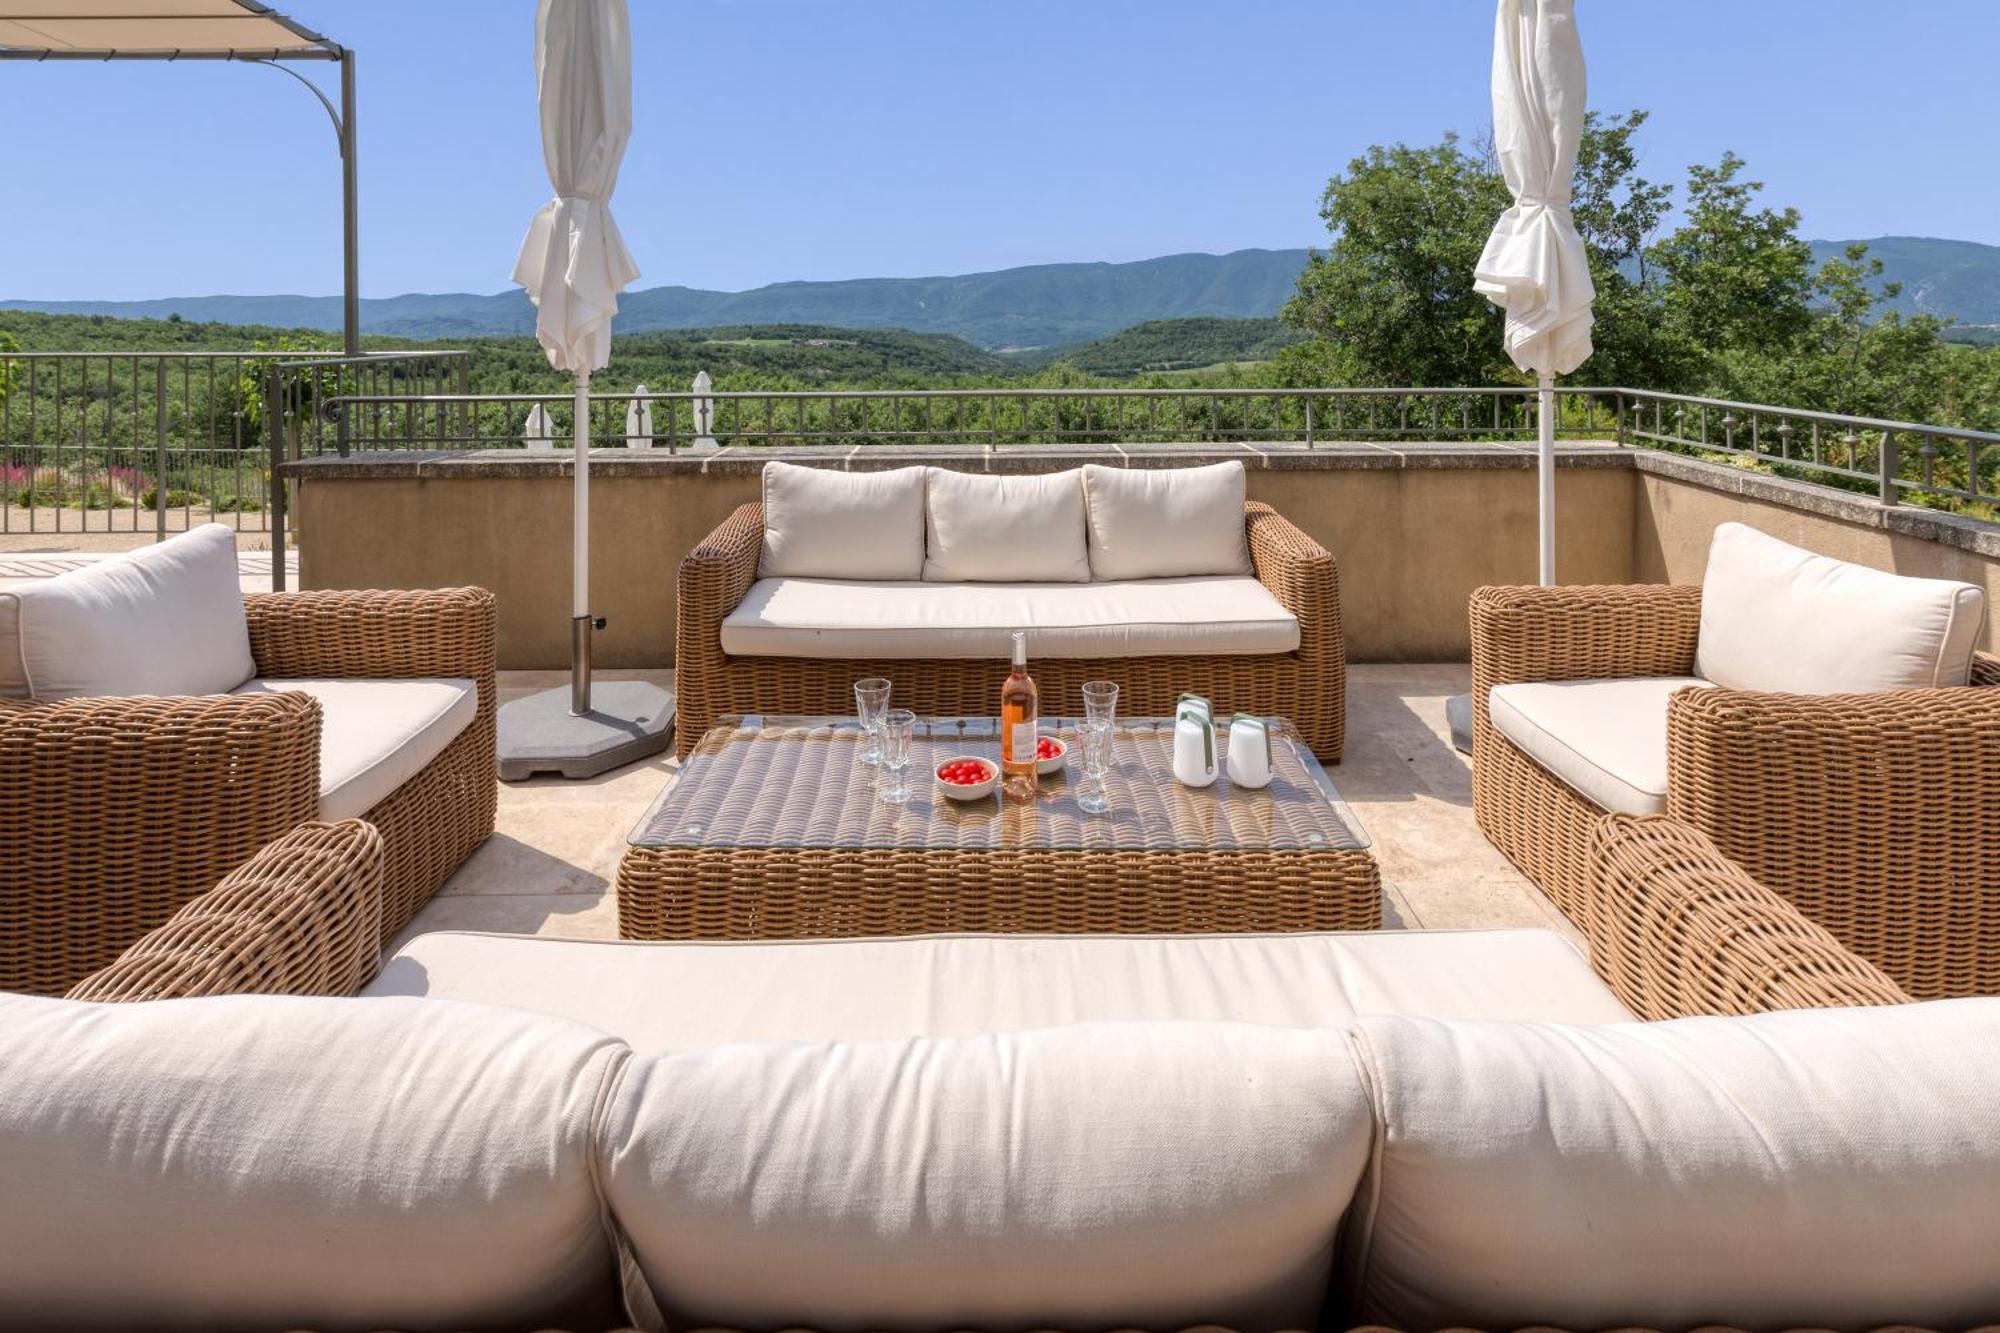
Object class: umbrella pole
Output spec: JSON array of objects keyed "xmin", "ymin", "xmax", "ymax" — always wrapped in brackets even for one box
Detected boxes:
[
  {"xmin": 1537, "ymin": 370, "xmax": 1556, "ymax": 587},
  {"xmin": 571, "ymin": 370, "xmax": 593, "ymax": 716}
]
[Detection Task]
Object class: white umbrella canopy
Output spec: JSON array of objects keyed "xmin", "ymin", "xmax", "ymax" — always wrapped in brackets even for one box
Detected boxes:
[
  {"xmin": 521, "ymin": 402, "xmax": 555, "ymax": 452},
  {"xmin": 624, "ymin": 384, "xmax": 653, "ymax": 449},
  {"xmin": 513, "ymin": 0, "xmax": 639, "ymax": 377},
  {"xmin": 511, "ymin": 0, "xmax": 638, "ymax": 712},
  {"xmin": 1474, "ymin": 0, "xmax": 1593, "ymax": 586}
]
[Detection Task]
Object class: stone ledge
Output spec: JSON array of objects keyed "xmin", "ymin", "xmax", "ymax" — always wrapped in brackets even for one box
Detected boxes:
[
  {"xmin": 282, "ymin": 440, "xmax": 2000, "ymax": 556},
  {"xmin": 280, "ymin": 439, "xmax": 1633, "ymax": 480},
  {"xmin": 1630, "ymin": 450, "xmax": 2000, "ymax": 559}
]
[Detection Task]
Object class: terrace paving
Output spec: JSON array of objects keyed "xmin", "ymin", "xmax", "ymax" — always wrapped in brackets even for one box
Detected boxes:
[{"xmin": 394, "ymin": 662, "xmax": 1575, "ymax": 950}]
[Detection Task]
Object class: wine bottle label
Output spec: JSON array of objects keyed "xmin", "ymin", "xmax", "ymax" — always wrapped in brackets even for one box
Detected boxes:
[{"xmin": 1009, "ymin": 721, "xmax": 1037, "ymax": 762}]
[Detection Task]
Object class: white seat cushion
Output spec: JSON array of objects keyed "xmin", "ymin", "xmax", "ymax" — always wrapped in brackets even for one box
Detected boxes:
[
  {"xmin": 758, "ymin": 460, "xmax": 928, "ymax": 580},
  {"xmin": 1082, "ymin": 460, "xmax": 1254, "ymax": 580},
  {"xmin": 1697, "ymin": 521, "xmax": 1986, "ymax": 691},
  {"xmin": 1346, "ymin": 999, "xmax": 2000, "ymax": 1329},
  {"xmin": 1488, "ymin": 676, "xmax": 1710, "ymax": 815},
  {"xmin": 719, "ymin": 574, "xmax": 1299, "ymax": 659},
  {"xmin": 234, "ymin": 676, "xmax": 477, "ymax": 821},
  {"xmin": 0, "ymin": 523, "xmax": 253, "ymax": 700},
  {"xmin": 364, "ymin": 927, "xmax": 1634, "ymax": 1050},
  {"xmin": 0, "ymin": 991, "xmax": 628, "ymax": 1332},
  {"xmin": 601, "ymin": 1021, "xmax": 1373, "ymax": 1332},
  {"xmin": 923, "ymin": 466, "xmax": 1090, "ymax": 582}
]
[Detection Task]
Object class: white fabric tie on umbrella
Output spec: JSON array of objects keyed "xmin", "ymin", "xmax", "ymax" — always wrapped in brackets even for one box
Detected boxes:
[
  {"xmin": 1474, "ymin": 0, "xmax": 1593, "ymax": 586},
  {"xmin": 512, "ymin": 0, "xmax": 638, "ymax": 712},
  {"xmin": 624, "ymin": 384, "xmax": 653, "ymax": 449}
]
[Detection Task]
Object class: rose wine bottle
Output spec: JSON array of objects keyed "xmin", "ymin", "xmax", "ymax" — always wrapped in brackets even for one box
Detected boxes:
[{"xmin": 1000, "ymin": 630, "xmax": 1039, "ymax": 799}]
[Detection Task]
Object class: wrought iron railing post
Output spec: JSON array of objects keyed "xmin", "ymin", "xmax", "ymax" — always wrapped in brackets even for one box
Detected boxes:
[
  {"xmin": 153, "ymin": 358, "xmax": 168, "ymax": 541},
  {"xmin": 265, "ymin": 364, "xmax": 287, "ymax": 591}
]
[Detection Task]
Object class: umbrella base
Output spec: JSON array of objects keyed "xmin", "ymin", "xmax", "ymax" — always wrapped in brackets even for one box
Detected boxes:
[
  {"xmin": 498, "ymin": 679, "xmax": 675, "ymax": 781},
  {"xmin": 1445, "ymin": 692, "xmax": 1474, "ymax": 756}
]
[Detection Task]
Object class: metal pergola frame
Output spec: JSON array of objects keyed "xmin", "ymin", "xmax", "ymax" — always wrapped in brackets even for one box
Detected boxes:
[{"xmin": 0, "ymin": 1, "xmax": 359, "ymax": 354}]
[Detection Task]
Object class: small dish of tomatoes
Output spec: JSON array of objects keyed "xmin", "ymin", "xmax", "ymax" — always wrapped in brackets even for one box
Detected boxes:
[
  {"xmin": 934, "ymin": 755, "xmax": 999, "ymax": 801},
  {"xmin": 1034, "ymin": 731, "xmax": 1069, "ymax": 777}
]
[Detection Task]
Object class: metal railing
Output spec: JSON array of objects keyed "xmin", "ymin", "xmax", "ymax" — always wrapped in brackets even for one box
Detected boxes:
[
  {"xmin": 0, "ymin": 348, "xmax": 468, "ymax": 537},
  {"xmin": 308, "ymin": 385, "xmax": 1627, "ymax": 453},
  {"xmin": 307, "ymin": 382, "xmax": 2000, "ymax": 519},
  {"xmin": 1615, "ymin": 389, "xmax": 2000, "ymax": 514}
]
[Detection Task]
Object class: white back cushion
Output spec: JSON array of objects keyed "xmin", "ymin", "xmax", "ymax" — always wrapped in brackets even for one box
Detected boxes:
[
  {"xmin": 0, "ymin": 992, "xmax": 629, "ymax": 1333},
  {"xmin": 1347, "ymin": 1000, "xmax": 2000, "ymax": 1329},
  {"xmin": 602, "ymin": 1021, "xmax": 1372, "ymax": 1331},
  {"xmin": 923, "ymin": 467, "xmax": 1090, "ymax": 582},
  {"xmin": 0, "ymin": 523, "xmax": 254, "ymax": 700},
  {"xmin": 1696, "ymin": 521, "xmax": 1986, "ymax": 691},
  {"xmin": 1082, "ymin": 461, "xmax": 1254, "ymax": 580},
  {"xmin": 758, "ymin": 461, "xmax": 927, "ymax": 580}
]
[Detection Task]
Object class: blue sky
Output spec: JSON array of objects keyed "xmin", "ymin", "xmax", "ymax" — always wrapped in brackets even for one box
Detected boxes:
[{"xmin": 2, "ymin": 0, "xmax": 1995, "ymax": 300}]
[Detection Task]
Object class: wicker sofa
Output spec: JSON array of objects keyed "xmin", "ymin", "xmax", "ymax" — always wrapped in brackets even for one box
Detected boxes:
[
  {"xmin": 1473, "ymin": 521, "xmax": 1999, "ymax": 1000},
  {"xmin": 14, "ymin": 816, "xmax": 2000, "ymax": 1330},
  {"xmin": 0, "ymin": 525, "xmax": 496, "ymax": 995},
  {"xmin": 676, "ymin": 460, "xmax": 1346, "ymax": 759}
]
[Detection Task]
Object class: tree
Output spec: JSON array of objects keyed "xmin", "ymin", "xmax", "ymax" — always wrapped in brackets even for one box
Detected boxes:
[
  {"xmin": 1282, "ymin": 134, "xmax": 1513, "ymax": 387},
  {"xmin": 1282, "ymin": 114, "xmax": 1960, "ymax": 431}
]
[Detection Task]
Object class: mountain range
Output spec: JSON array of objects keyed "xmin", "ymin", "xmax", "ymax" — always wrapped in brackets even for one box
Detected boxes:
[{"xmin": 5, "ymin": 237, "xmax": 1996, "ymax": 350}]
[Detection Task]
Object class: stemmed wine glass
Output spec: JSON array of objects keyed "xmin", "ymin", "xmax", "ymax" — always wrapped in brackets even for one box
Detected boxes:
[
  {"xmin": 854, "ymin": 678, "xmax": 892, "ymax": 765},
  {"xmin": 877, "ymin": 708, "xmax": 917, "ymax": 805}
]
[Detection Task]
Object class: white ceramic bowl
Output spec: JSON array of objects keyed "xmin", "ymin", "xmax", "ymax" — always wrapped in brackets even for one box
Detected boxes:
[
  {"xmin": 935, "ymin": 754, "xmax": 999, "ymax": 801},
  {"xmin": 1035, "ymin": 730, "xmax": 1069, "ymax": 776}
]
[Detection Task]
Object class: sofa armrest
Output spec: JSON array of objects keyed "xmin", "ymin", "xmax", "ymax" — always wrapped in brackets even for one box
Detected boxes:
[
  {"xmin": 66, "ymin": 820, "xmax": 384, "ymax": 1001},
  {"xmin": 1245, "ymin": 501, "xmax": 1341, "ymax": 669},
  {"xmin": 245, "ymin": 586, "xmax": 496, "ymax": 685},
  {"xmin": 675, "ymin": 503, "xmax": 766, "ymax": 755},
  {"xmin": 1585, "ymin": 814, "xmax": 1911, "ymax": 1019},
  {"xmin": 0, "ymin": 691, "xmax": 323, "ymax": 995},
  {"xmin": 1665, "ymin": 681, "xmax": 2000, "ymax": 998},
  {"xmin": 1470, "ymin": 582, "xmax": 1701, "ymax": 725},
  {"xmin": 1973, "ymin": 650, "xmax": 2000, "ymax": 688}
]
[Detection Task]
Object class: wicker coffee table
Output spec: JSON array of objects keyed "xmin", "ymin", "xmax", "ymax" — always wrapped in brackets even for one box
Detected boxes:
[{"xmin": 618, "ymin": 714, "xmax": 1378, "ymax": 938}]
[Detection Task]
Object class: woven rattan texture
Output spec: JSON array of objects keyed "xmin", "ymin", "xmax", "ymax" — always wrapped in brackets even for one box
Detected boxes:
[
  {"xmin": 673, "ymin": 500, "xmax": 1346, "ymax": 762},
  {"xmin": 1585, "ymin": 815, "xmax": 1913, "ymax": 1019},
  {"xmin": 621, "ymin": 717, "xmax": 1379, "ymax": 939},
  {"xmin": 1470, "ymin": 581, "xmax": 2000, "ymax": 999},
  {"xmin": 1665, "ymin": 672, "xmax": 2000, "ymax": 1001},
  {"xmin": 1469, "ymin": 582, "xmax": 1703, "ymax": 931},
  {"xmin": 0, "ymin": 689, "xmax": 323, "ymax": 995},
  {"xmin": 66, "ymin": 820, "xmax": 385, "ymax": 1001},
  {"xmin": 247, "ymin": 587, "xmax": 498, "ymax": 941},
  {"xmin": 636, "ymin": 719, "xmax": 1363, "ymax": 853}
]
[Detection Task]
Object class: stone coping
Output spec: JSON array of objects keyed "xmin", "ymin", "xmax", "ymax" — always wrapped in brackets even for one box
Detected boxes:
[
  {"xmin": 281, "ymin": 439, "xmax": 2000, "ymax": 559},
  {"xmin": 280, "ymin": 438, "xmax": 1632, "ymax": 480}
]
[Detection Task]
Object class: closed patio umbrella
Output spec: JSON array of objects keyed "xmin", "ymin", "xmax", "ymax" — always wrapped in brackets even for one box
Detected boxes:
[
  {"xmin": 1474, "ymin": 0, "xmax": 1594, "ymax": 587},
  {"xmin": 624, "ymin": 384, "xmax": 653, "ymax": 449},
  {"xmin": 499, "ymin": 0, "xmax": 672, "ymax": 778},
  {"xmin": 1450, "ymin": 0, "xmax": 1594, "ymax": 756}
]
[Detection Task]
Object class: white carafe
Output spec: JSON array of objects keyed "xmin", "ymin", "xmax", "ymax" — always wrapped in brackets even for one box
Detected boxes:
[{"xmin": 1172, "ymin": 694, "xmax": 1219, "ymax": 788}]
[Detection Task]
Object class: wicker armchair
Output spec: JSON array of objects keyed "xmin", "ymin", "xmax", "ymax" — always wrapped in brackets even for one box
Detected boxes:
[
  {"xmin": 676, "ymin": 500, "xmax": 1346, "ymax": 759},
  {"xmin": 0, "ymin": 587, "xmax": 496, "ymax": 996},
  {"xmin": 1472, "ymin": 582, "xmax": 2000, "ymax": 1000}
]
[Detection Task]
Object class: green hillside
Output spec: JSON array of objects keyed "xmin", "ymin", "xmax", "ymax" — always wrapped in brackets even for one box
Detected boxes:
[
  {"xmin": 1807, "ymin": 237, "xmax": 2000, "ymax": 326},
  {"xmin": 0, "ymin": 313, "xmax": 1008, "ymax": 389},
  {"xmin": 1028, "ymin": 317, "xmax": 1306, "ymax": 376},
  {"xmin": 0, "ymin": 249, "xmax": 1315, "ymax": 350}
]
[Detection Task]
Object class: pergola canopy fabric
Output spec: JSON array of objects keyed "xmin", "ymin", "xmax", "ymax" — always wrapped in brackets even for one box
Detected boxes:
[{"xmin": 0, "ymin": 0, "xmax": 335, "ymax": 58}]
